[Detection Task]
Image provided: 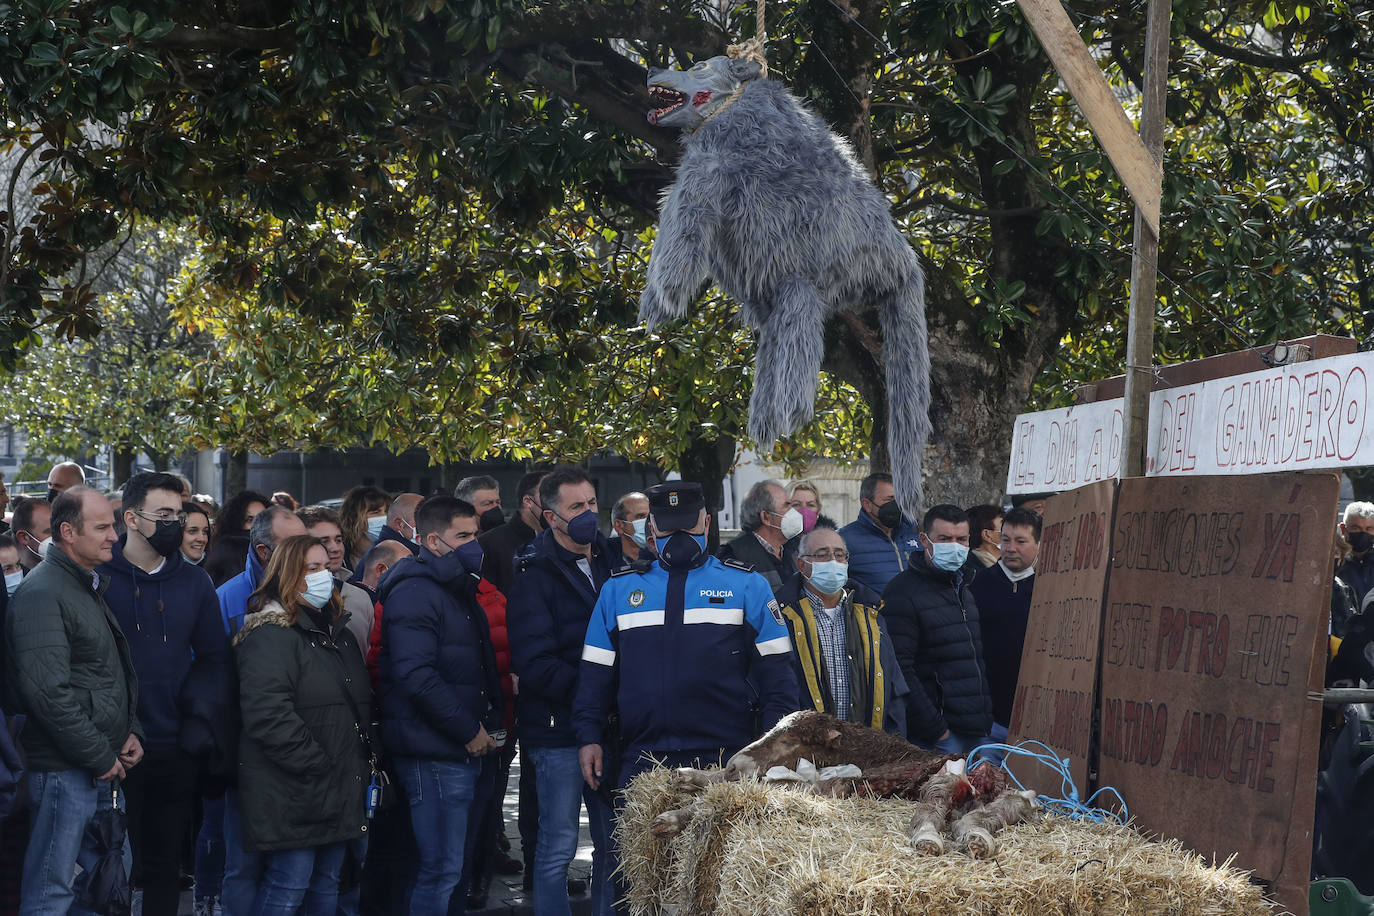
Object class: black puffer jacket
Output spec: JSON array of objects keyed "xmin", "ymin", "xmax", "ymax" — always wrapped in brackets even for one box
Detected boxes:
[
  {"xmin": 880, "ymin": 561, "xmax": 993, "ymax": 743},
  {"xmin": 507, "ymin": 529, "xmax": 613, "ymax": 749},
  {"xmin": 233, "ymin": 601, "xmax": 371, "ymax": 852}
]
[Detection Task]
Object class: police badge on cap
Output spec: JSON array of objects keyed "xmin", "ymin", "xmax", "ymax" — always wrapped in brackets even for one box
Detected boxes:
[{"xmin": 646, "ymin": 482, "xmax": 706, "ymax": 531}]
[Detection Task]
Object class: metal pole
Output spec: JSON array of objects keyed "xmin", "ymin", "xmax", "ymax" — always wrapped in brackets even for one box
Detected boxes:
[{"xmin": 1120, "ymin": 0, "xmax": 1171, "ymax": 477}]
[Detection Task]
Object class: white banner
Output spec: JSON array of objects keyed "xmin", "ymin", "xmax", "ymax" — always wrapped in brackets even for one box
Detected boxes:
[
  {"xmin": 1146, "ymin": 350, "xmax": 1370, "ymax": 477},
  {"xmin": 1006, "ymin": 400, "xmax": 1123, "ymax": 494},
  {"xmin": 1005, "ymin": 349, "xmax": 1374, "ymax": 494}
]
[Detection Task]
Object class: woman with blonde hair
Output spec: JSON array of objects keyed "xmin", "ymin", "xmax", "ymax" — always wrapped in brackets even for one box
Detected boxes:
[
  {"xmin": 338, "ymin": 485, "xmax": 392, "ymax": 569},
  {"xmin": 229, "ymin": 534, "xmax": 372, "ymax": 916}
]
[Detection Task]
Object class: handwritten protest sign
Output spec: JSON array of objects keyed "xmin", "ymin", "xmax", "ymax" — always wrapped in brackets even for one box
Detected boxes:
[
  {"xmin": 1006, "ymin": 400, "xmax": 1123, "ymax": 495},
  {"xmin": 1147, "ymin": 350, "xmax": 1371, "ymax": 477},
  {"xmin": 1007, "ymin": 480, "xmax": 1115, "ymax": 793},
  {"xmin": 1097, "ymin": 472, "xmax": 1335, "ymax": 916}
]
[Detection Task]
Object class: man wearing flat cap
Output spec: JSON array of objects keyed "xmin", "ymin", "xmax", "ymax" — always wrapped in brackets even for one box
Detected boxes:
[{"xmin": 572, "ymin": 482, "xmax": 799, "ymax": 794}]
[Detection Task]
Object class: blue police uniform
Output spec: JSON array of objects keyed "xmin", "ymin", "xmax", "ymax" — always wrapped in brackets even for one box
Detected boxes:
[{"xmin": 571, "ymin": 554, "xmax": 799, "ymax": 781}]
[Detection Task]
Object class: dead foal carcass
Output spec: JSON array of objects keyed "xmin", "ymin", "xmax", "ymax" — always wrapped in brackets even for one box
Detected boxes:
[{"xmin": 651, "ymin": 712, "xmax": 1039, "ymax": 854}]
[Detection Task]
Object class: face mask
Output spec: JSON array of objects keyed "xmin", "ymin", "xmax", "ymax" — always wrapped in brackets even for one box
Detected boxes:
[
  {"xmin": 929, "ymin": 541, "xmax": 969, "ymax": 572},
  {"xmin": 479, "ymin": 506, "xmax": 505, "ymax": 532},
  {"xmin": 301, "ymin": 569, "xmax": 335, "ymax": 609},
  {"xmin": 47, "ymin": 487, "xmax": 60, "ymax": 505},
  {"xmin": 557, "ymin": 509, "xmax": 600, "ymax": 545},
  {"xmin": 798, "ymin": 507, "xmax": 818, "ymax": 533},
  {"xmin": 20, "ymin": 531, "xmax": 45, "ymax": 562},
  {"xmin": 367, "ymin": 516, "xmax": 387, "ymax": 541},
  {"xmin": 656, "ymin": 532, "xmax": 706, "ymax": 569},
  {"xmin": 629, "ymin": 518, "xmax": 648, "ymax": 549},
  {"xmin": 805, "ymin": 560, "xmax": 848, "ymax": 594},
  {"xmin": 141, "ymin": 517, "xmax": 186, "ymax": 558},
  {"xmin": 778, "ymin": 507, "xmax": 804, "ymax": 540},
  {"xmin": 454, "ymin": 538, "xmax": 484, "ymax": 575},
  {"xmin": 5, "ymin": 571, "xmax": 22, "ymax": 596},
  {"xmin": 876, "ymin": 501, "xmax": 903, "ymax": 530},
  {"xmin": 34, "ymin": 537, "xmax": 51, "ymax": 561},
  {"xmin": 1349, "ymin": 530, "xmax": 1374, "ymax": 553},
  {"xmin": 181, "ymin": 550, "xmax": 204, "ymax": 566}
]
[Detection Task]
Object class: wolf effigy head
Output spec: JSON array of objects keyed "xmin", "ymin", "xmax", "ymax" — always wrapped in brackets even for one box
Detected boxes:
[{"xmin": 646, "ymin": 55, "xmax": 764, "ymax": 130}]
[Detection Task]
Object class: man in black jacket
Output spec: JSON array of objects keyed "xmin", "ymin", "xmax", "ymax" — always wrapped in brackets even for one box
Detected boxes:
[
  {"xmin": 507, "ymin": 466, "xmax": 615, "ymax": 916},
  {"xmin": 378, "ymin": 495, "xmax": 502, "ymax": 916},
  {"xmin": 717, "ymin": 479, "xmax": 800, "ymax": 593},
  {"xmin": 881, "ymin": 504, "xmax": 993, "ymax": 755},
  {"xmin": 479, "ymin": 471, "xmax": 547, "ymax": 595}
]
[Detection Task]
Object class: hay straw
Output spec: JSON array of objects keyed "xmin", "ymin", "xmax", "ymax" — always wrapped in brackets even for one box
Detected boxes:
[{"xmin": 617, "ymin": 767, "xmax": 1274, "ymax": 916}]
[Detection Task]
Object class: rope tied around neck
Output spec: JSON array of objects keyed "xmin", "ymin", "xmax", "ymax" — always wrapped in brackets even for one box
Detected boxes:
[
  {"xmin": 690, "ymin": 0, "xmax": 767, "ymax": 130},
  {"xmin": 726, "ymin": 0, "xmax": 769, "ymax": 78}
]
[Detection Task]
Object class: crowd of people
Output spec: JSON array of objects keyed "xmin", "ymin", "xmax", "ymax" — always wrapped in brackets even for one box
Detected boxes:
[{"xmin": 0, "ymin": 460, "xmax": 1060, "ymax": 916}]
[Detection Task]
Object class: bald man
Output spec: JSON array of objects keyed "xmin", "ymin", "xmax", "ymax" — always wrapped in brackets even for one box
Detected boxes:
[{"xmin": 46, "ymin": 461, "xmax": 85, "ymax": 503}]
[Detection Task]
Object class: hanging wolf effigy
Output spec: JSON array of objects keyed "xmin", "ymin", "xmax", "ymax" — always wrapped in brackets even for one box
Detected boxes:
[{"xmin": 640, "ymin": 54, "xmax": 931, "ymax": 515}]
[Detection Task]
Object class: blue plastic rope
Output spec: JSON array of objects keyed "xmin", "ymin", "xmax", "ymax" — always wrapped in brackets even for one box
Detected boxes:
[{"xmin": 963, "ymin": 740, "xmax": 1129, "ymax": 825}]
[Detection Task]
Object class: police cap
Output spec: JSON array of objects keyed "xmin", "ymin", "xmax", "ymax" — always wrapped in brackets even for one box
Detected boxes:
[{"xmin": 646, "ymin": 482, "xmax": 705, "ymax": 531}]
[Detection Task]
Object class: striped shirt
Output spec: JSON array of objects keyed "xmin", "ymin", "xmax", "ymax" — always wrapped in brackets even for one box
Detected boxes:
[{"xmin": 805, "ymin": 583, "xmax": 850, "ymax": 721}]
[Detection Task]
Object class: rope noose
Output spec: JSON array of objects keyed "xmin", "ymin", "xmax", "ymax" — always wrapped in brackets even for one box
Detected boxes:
[{"xmin": 726, "ymin": 0, "xmax": 769, "ymax": 78}]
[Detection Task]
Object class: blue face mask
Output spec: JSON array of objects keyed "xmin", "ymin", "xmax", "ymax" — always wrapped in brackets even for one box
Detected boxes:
[
  {"xmin": 556, "ymin": 509, "xmax": 600, "ymax": 545},
  {"xmin": 301, "ymin": 569, "xmax": 335, "ymax": 609},
  {"xmin": 367, "ymin": 515, "xmax": 386, "ymax": 541},
  {"xmin": 929, "ymin": 541, "xmax": 969, "ymax": 572},
  {"xmin": 454, "ymin": 538, "xmax": 484, "ymax": 575},
  {"xmin": 630, "ymin": 518, "xmax": 648, "ymax": 549},
  {"xmin": 656, "ymin": 532, "xmax": 706, "ymax": 569},
  {"xmin": 805, "ymin": 560, "xmax": 848, "ymax": 595}
]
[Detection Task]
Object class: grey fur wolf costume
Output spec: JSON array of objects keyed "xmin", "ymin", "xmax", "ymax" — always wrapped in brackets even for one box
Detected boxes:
[{"xmin": 640, "ymin": 55, "xmax": 932, "ymax": 516}]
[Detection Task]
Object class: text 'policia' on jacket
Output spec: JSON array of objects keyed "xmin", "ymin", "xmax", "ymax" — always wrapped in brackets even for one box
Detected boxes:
[
  {"xmin": 506, "ymin": 528, "xmax": 613, "ymax": 749},
  {"xmin": 572, "ymin": 554, "xmax": 799, "ymax": 762},
  {"xmin": 376, "ymin": 548, "xmax": 502, "ymax": 761}
]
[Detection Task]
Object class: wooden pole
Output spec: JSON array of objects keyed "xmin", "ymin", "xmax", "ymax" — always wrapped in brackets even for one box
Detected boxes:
[{"xmin": 1120, "ymin": 0, "xmax": 1171, "ymax": 477}]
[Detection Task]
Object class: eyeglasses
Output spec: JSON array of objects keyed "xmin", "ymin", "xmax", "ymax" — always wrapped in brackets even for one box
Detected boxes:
[
  {"xmin": 802, "ymin": 549, "xmax": 849, "ymax": 562},
  {"xmin": 134, "ymin": 509, "xmax": 188, "ymax": 525}
]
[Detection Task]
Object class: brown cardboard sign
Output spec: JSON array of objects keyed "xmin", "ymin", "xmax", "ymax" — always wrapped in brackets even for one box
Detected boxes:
[
  {"xmin": 1007, "ymin": 479, "xmax": 1116, "ymax": 794},
  {"xmin": 1098, "ymin": 472, "xmax": 1335, "ymax": 916}
]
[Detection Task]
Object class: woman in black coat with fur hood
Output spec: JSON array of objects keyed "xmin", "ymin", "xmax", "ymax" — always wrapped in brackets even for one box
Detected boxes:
[{"xmin": 229, "ymin": 534, "xmax": 372, "ymax": 916}]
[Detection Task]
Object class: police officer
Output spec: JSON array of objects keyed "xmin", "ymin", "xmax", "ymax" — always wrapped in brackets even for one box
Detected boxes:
[{"xmin": 572, "ymin": 481, "xmax": 800, "ymax": 794}]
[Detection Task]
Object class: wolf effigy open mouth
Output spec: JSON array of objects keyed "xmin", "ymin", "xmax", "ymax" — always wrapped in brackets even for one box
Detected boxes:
[{"xmin": 647, "ymin": 85, "xmax": 687, "ymax": 124}]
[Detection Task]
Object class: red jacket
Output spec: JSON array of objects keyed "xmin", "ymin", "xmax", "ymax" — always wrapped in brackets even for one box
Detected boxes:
[{"xmin": 367, "ymin": 577, "xmax": 515, "ymax": 729}]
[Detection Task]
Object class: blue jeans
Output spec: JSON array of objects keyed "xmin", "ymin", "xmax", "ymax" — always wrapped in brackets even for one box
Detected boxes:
[
  {"xmin": 195, "ymin": 794, "xmax": 226, "ymax": 902},
  {"xmin": 335, "ymin": 833, "xmax": 367, "ymax": 916},
  {"xmin": 395, "ymin": 757, "xmax": 482, "ymax": 916},
  {"xmin": 221, "ymin": 789, "xmax": 263, "ymax": 916},
  {"xmin": 250, "ymin": 841, "xmax": 346, "ymax": 916},
  {"xmin": 529, "ymin": 746, "xmax": 615, "ymax": 916},
  {"xmin": 21, "ymin": 769, "xmax": 132, "ymax": 916},
  {"xmin": 935, "ymin": 731, "xmax": 990, "ymax": 756}
]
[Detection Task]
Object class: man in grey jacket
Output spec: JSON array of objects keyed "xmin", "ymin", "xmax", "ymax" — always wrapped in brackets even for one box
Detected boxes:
[{"xmin": 6, "ymin": 486, "xmax": 143, "ymax": 915}]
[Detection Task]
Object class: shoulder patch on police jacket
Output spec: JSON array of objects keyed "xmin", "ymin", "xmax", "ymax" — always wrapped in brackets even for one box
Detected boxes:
[
  {"xmin": 767, "ymin": 598, "xmax": 785, "ymax": 626},
  {"xmin": 722, "ymin": 557, "xmax": 756, "ymax": 573}
]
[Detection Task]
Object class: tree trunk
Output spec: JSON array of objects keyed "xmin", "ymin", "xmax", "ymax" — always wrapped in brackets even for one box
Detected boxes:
[
  {"xmin": 224, "ymin": 449, "xmax": 249, "ymax": 502},
  {"xmin": 676, "ymin": 432, "xmax": 736, "ymax": 553},
  {"xmin": 111, "ymin": 450, "xmax": 136, "ymax": 490}
]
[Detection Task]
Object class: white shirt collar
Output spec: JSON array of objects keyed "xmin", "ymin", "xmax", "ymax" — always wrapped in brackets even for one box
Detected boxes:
[{"xmin": 998, "ymin": 560, "xmax": 1035, "ymax": 582}]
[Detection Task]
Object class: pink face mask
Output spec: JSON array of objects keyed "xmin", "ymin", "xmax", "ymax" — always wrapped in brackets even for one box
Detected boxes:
[{"xmin": 798, "ymin": 506, "xmax": 819, "ymax": 532}]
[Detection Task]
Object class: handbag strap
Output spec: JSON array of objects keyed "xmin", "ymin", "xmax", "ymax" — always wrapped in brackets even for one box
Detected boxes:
[{"xmin": 304, "ymin": 624, "xmax": 378, "ymax": 768}]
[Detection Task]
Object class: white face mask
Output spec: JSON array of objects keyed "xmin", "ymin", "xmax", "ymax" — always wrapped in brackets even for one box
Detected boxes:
[
  {"xmin": 779, "ymin": 507, "xmax": 805, "ymax": 540},
  {"xmin": 181, "ymin": 550, "xmax": 204, "ymax": 566},
  {"xmin": 5, "ymin": 571, "xmax": 22, "ymax": 596},
  {"xmin": 301, "ymin": 569, "xmax": 335, "ymax": 609},
  {"xmin": 629, "ymin": 518, "xmax": 648, "ymax": 549},
  {"xmin": 35, "ymin": 537, "xmax": 51, "ymax": 561}
]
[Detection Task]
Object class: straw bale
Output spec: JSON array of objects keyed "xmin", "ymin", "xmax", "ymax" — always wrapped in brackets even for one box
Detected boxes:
[{"xmin": 618, "ymin": 767, "xmax": 1273, "ymax": 916}]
